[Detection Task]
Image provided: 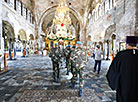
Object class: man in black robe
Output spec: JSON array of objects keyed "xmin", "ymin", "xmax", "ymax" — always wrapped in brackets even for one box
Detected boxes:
[{"xmin": 106, "ymin": 36, "xmax": 138, "ymax": 102}]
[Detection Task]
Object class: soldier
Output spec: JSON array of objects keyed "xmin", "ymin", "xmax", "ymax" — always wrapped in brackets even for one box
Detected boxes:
[
  {"xmin": 70, "ymin": 45, "xmax": 76, "ymax": 86},
  {"xmin": 64, "ymin": 45, "xmax": 71, "ymax": 75},
  {"xmin": 49, "ymin": 43, "xmax": 62, "ymax": 82},
  {"xmin": 71, "ymin": 41, "xmax": 87, "ymax": 96}
]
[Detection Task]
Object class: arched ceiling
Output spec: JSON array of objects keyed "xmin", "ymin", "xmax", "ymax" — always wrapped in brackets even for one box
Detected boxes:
[
  {"xmin": 41, "ymin": 8, "xmax": 80, "ymax": 34},
  {"xmin": 22, "ymin": 0, "xmax": 100, "ymax": 22},
  {"xmin": 22, "ymin": 0, "xmax": 101, "ymax": 38}
]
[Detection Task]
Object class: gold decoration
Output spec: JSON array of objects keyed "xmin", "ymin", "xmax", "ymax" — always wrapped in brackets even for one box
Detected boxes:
[{"xmin": 47, "ymin": 0, "xmax": 75, "ymax": 40}]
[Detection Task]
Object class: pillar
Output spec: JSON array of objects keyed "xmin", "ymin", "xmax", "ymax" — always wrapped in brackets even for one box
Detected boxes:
[
  {"xmin": 80, "ymin": 28, "xmax": 87, "ymax": 46},
  {"xmin": 106, "ymin": 40, "xmax": 110, "ymax": 60},
  {"xmin": 0, "ymin": 0, "xmax": 4, "ymax": 71},
  {"xmin": 13, "ymin": 42, "xmax": 16, "ymax": 59},
  {"xmin": 80, "ymin": 10, "xmax": 88, "ymax": 46},
  {"xmin": 35, "ymin": 23, "xmax": 39, "ymax": 50},
  {"xmin": 8, "ymin": 41, "xmax": 13, "ymax": 60},
  {"xmin": 103, "ymin": 41, "xmax": 106, "ymax": 60}
]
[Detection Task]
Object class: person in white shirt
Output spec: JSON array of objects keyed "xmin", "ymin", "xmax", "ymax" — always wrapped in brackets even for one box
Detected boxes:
[{"xmin": 93, "ymin": 45, "xmax": 102, "ymax": 74}]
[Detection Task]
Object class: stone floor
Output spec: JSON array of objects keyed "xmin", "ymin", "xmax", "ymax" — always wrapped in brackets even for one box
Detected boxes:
[{"xmin": 0, "ymin": 56, "xmax": 116, "ymax": 102}]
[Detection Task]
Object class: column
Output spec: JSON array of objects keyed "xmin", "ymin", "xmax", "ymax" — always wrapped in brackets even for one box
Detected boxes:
[
  {"xmin": 106, "ymin": 40, "xmax": 110, "ymax": 60},
  {"xmin": 0, "ymin": 0, "xmax": 6, "ymax": 70},
  {"xmin": 13, "ymin": 42, "xmax": 16, "ymax": 59},
  {"xmin": 80, "ymin": 10, "xmax": 88, "ymax": 46},
  {"xmin": 103, "ymin": 41, "xmax": 106, "ymax": 60},
  {"xmin": 9, "ymin": 41, "xmax": 12, "ymax": 60},
  {"xmin": 0, "ymin": 0, "xmax": 2, "ymax": 71},
  {"xmin": 80, "ymin": 28, "xmax": 87, "ymax": 46},
  {"xmin": 80, "ymin": 24, "xmax": 87, "ymax": 46},
  {"xmin": 35, "ymin": 23, "xmax": 39, "ymax": 50}
]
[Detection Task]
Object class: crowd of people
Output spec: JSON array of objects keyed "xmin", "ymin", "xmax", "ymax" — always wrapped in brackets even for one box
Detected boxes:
[
  {"xmin": 49, "ymin": 36, "xmax": 138, "ymax": 101},
  {"xmin": 49, "ymin": 41, "xmax": 87, "ymax": 96}
]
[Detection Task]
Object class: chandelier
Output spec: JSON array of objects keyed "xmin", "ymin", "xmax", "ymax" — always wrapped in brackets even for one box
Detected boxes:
[{"xmin": 47, "ymin": 0, "xmax": 75, "ymax": 41}]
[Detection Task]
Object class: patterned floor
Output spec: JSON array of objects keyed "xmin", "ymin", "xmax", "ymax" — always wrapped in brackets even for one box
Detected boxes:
[
  {"xmin": 0, "ymin": 56, "xmax": 116, "ymax": 102},
  {"xmin": 17, "ymin": 89, "xmax": 101, "ymax": 102}
]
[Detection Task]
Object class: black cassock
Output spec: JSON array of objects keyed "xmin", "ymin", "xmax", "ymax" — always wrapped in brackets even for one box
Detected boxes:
[{"xmin": 106, "ymin": 49, "xmax": 138, "ymax": 102}]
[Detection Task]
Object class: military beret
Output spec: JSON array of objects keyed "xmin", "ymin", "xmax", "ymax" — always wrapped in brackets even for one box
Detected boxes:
[
  {"xmin": 55, "ymin": 43, "xmax": 58, "ymax": 46},
  {"xmin": 76, "ymin": 41, "xmax": 82, "ymax": 45},
  {"xmin": 68, "ymin": 45, "xmax": 71, "ymax": 47},
  {"xmin": 72, "ymin": 46, "xmax": 76, "ymax": 48}
]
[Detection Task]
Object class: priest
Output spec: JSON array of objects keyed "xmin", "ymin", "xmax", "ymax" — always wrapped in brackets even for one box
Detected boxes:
[{"xmin": 106, "ymin": 36, "xmax": 138, "ymax": 102}]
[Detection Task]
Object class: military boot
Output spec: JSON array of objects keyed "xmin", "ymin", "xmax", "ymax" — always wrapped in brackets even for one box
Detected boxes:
[
  {"xmin": 53, "ymin": 78, "xmax": 57, "ymax": 82},
  {"xmin": 56, "ymin": 78, "xmax": 60, "ymax": 83},
  {"xmin": 79, "ymin": 88, "xmax": 82, "ymax": 97}
]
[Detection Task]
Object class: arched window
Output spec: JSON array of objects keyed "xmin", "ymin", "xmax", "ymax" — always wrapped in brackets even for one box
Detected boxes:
[
  {"xmin": 4, "ymin": 0, "xmax": 8, "ymax": 3},
  {"xmin": 98, "ymin": 5, "xmax": 101, "ymax": 17},
  {"xmin": 109, "ymin": 0, "xmax": 111, "ymax": 9},
  {"xmin": 21, "ymin": 1, "xmax": 23, "ymax": 16},
  {"xmin": 112, "ymin": 0, "xmax": 114, "ymax": 8},
  {"xmin": 26, "ymin": 8, "xmax": 28, "ymax": 20},
  {"xmin": 14, "ymin": 0, "xmax": 16, "ymax": 10},
  {"xmin": 94, "ymin": 11, "xmax": 96, "ymax": 21},
  {"xmin": 104, "ymin": 2, "xmax": 105, "ymax": 14}
]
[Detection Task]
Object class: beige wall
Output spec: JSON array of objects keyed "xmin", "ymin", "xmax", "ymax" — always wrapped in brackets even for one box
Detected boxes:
[
  {"xmin": 2, "ymin": 1, "xmax": 35, "ymax": 40},
  {"xmin": 135, "ymin": 0, "xmax": 138, "ymax": 35},
  {"xmin": 115, "ymin": 0, "xmax": 136, "ymax": 42},
  {"xmin": 86, "ymin": 0, "xmax": 137, "ymax": 43}
]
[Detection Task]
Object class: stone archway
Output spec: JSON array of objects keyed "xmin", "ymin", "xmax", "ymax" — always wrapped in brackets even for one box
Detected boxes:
[
  {"xmin": 104, "ymin": 24, "xmax": 116, "ymax": 60},
  {"xmin": 29, "ymin": 34, "xmax": 34, "ymax": 40},
  {"xmin": 104, "ymin": 24, "xmax": 116, "ymax": 40},
  {"xmin": 18, "ymin": 29, "xmax": 27, "ymax": 57},
  {"xmin": 18, "ymin": 29, "xmax": 27, "ymax": 41},
  {"xmin": 29, "ymin": 34, "xmax": 35, "ymax": 50},
  {"xmin": 2, "ymin": 20, "xmax": 15, "ymax": 60},
  {"xmin": 2, "ymin": 20, "xmax": 15, "ymax": 51}
]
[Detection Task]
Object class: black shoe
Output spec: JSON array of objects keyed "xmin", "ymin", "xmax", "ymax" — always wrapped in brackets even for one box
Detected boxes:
[
  {"xmin": 93, "ymin": 69, "xmax": 96, "ymax": 72},
  {"xmin": 53, "ymin": 77, "xmax": 57, "ymax": 82},
  {"xmin": 56, "ymin": 78, "xmax": 60, "ymax": 83},
  {"xmin": 66, "ymin": 72, "xmax": 69, "ymax": 75},
  {"xmin": 71, "ymin": 81, "xmax": 75, "ymax": 88}
]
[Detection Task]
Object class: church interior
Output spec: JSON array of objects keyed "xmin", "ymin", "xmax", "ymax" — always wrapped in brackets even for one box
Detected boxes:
[{"xmin": 0, "ymin": 0, "xmax": 138, "ymax": 101}]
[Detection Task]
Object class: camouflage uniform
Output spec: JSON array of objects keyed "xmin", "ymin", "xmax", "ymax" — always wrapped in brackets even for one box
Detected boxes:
[
  {"xmin": 49, "ymin": 47, "xmax": 62, "ymax": 82},
  {"xmin": 71, "ymin": 46, "xmax": 87, "ymax": 96},
  {"xmin": 70, "ymin": 48, "xmax": 77, "ymax": 86},
  {"xmin": 64, "ymin": 47, "xmax": 71, "ymax": 75}
]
